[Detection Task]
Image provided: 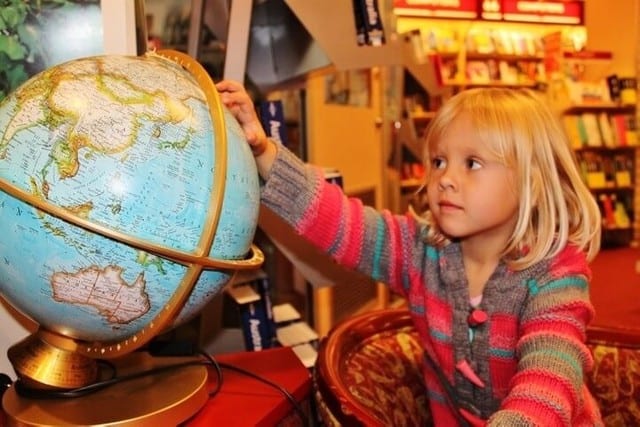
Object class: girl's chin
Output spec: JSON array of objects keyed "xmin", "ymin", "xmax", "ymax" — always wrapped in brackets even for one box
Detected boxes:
[{"xmin": 436, "ymin": 220, "xmax": 464, "ymax": 237}]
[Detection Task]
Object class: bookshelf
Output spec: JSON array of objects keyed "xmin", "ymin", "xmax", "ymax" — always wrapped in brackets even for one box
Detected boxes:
[
  {"xmin": 562, "ymin": 103, "xmax": 638, "ymax": 247},
  {"xmin": 551, "ymin": 47, "xmax": 639, "ymax": 248},
  {"xmin": 436, "ymin": 51, "xmax": 545, "ymax": 90}
]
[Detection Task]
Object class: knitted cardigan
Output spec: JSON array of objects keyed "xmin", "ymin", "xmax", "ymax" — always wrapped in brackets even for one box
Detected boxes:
[{"xmin": 261, "ymin": 146, "xmax": 603, "ymax": 426}]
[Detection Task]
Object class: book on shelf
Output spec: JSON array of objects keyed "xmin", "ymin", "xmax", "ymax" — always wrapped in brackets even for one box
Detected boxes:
[
  {"xmin": 580, "ymin": 113, "xmax": 602, "ymax": 147},
  {"xmin": 610, "ymin": 114, "xmax": 638, "ymax": 146},
  {"xmin": 562, "ymin": 115, "xmax": 583, "ymax": 149},
  {"xmin": 466, "ymin": 61, "xmax": 491, "ymax": 84},
  {"xmin": 598, "ymin": 112, "xmax": 616, "ymax": 147},
  {"xmin": 613, "ymin": 154, "xmax": 632, "ymax": 187},
  {"xmin": 575, "ymin": 115, "xmax": 589, "ymax": 147},
  {"xmin": 610, "ymin": 115, "xmax": 627, "ymax": 146},
  {"xmin": 623, "ymin": 114, "xmax": 638, "ymax": 145},
  {"xmin": 227, "ymin": 275, "xmax": 277, "ymax": 352}
]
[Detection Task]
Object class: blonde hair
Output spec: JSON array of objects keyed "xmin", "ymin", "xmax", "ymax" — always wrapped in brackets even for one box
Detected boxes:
[{"xmin": 417, "ymin": 88, "xmax": 601, "ymax": 269}]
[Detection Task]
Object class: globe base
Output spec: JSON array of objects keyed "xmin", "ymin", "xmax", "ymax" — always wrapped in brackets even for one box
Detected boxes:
[
  {"xmin": 2, "ymin": 351, "xmax": 209, "ymax": 426},
  {"xmin": 7, "ymin": 331, "xmax": 100, "ymax": 389}
]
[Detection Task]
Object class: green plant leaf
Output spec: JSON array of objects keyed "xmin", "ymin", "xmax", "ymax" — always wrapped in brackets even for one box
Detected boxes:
[
  {"xmin": 7, "ymin": 64, "xmax": 29, "ymax": 89},
  {"xmin": 0, "ymin": 3, "xmax": 28, "ymax": 28},
  {"xmin": 0, "ymin": 34, "xmax": 26, "ymax": 60}
]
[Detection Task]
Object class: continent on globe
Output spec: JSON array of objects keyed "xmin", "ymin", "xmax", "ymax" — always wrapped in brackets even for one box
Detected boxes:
[{"xmin": 51, "ymin": 265, "xmax": 150, "ymax": 324}]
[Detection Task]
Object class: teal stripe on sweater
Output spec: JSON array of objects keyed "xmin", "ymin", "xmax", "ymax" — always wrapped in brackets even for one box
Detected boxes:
[
  {"xmin": 426, "ymin": 245, "xmax": 438, "ymax": 260},
  {"xmin": 430, "ymin": 329, "xmax": 451, "ymax": 343},
  {"xmin": 409, "ymin": 302, "xmax": 425, "ymax": 315},
  {"xmin": 489, "ymin": 347, "xmax": 515, "ymax": 359},
  {"xmin": 526, "ymin": 276, "xmax": 587, "ymax": 296},
  {"xmin": 372, "ymin": 216, "xmax": 385, "ymax": 280},
  {"xmin": 552, "ymin": 350, "xmax": 584, "ymax": 375},
  {"xmin": 523, "ymin": 349, "xmax": 583, "ymax": 376}
]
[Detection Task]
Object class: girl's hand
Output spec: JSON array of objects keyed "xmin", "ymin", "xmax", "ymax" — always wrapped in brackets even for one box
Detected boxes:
[
  {"xmin": 215, "ymin": 79, "xmax": 276, "ymax": 177},
  {"xmin": 216, "ymin": 80, "xmax": 269, "ymax": 156}
]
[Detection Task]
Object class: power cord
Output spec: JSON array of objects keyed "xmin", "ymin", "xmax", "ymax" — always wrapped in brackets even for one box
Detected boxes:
[
  {"xmin": 0, "ymin": 372, "xmax": 12, "ymax": 398},
  {"xmin": 217, "ymin": 360, "xmax": 308, "ymax": 425},
  {"xmin": 12, "ymin": 358, "xmax": 212, "ymax": 400}
]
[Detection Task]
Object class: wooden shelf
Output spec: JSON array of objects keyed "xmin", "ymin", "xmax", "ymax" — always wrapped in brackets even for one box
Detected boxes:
[
  {"xmin": 575, "ymin": 145, "xmax": 637, "ymax": 153},
  {"xmin": 589, "ymin": 187, "xmax": 634, "ymax": 193},
  {"xmin": 564, "ymin": 103, "xmax": 636, "ymax": 113},
  {"xmin": 444, "ymin": 80, "xmax": 539, "ymax": 88},
  {"xmin": 563, "ymin": 50, "xmax": 613, "ymax": 61},
  {"xmin": 465, "ymin": 53, "xmax": 544, "ymax": 62}
]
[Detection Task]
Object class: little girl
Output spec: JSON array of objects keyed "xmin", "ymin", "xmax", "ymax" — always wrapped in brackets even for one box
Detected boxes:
[{"xmin": 217, "ymin": 80, "xmax": 603, "ymax": 426}]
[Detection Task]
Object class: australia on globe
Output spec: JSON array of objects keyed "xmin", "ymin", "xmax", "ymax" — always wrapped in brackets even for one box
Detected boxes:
[{"xmin": 0, "ymin": 51, "xmax": 263, "ymax": 361}]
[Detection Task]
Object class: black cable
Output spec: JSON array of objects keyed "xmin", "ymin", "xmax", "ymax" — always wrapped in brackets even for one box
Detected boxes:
[
  {"xmin": 13, "ymin": 358, "xmax": 211, "ymax": 400},
  {"xmin": 152, "ymin": 345, "xmax": 309, "ymax": 426},
  {"xmin": 217, "ymin": 360, "xmax": 309, "ymax": 427},
  {"xmin": 0, "ymin": 372, "xmax": 13, "ymax": 399},
  {"xmin": 197, "ymin": 349, "xmax": 223, "ymax": 398}
]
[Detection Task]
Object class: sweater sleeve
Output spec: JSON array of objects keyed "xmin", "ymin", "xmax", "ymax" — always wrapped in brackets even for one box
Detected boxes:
[
  {"xmin": 487, "ymin": 246, "xmax": 601, "ymax": 426},
  {"xmin": 260, "ymin": 144, "xmax": 426, "ymax": 293}
]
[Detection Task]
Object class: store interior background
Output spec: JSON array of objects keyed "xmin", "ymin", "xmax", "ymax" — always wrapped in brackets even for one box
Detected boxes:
[{"xmin": 1, "ymin": 0, "xmax": 639, "ymax": 376}]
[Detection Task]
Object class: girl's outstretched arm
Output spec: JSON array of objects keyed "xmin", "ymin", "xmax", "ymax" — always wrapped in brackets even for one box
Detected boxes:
[{"xmin": 216, "ymin": 79, "xmax": 277, "ymax": 178}]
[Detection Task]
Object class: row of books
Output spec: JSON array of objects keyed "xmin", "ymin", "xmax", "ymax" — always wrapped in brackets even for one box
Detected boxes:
[
  {"xmin": 598, "ymin": 193, "xmax": 632, "ymax": 230},
  {"xmin": 420, "ymin": 27, "xmax": 554, "ymax": 57},
  {"xmin": 563, "ymin": 113, "xmax": 638, "ymax": 149},
  {"xmin": 465, "ymin": 28, "xmax": 543, "ymax": 56},
  {"xmin": 438, "ymin": 57, "xmax": 544, "ymax": 85},
  {"xmin": 575, "ymin": 151, "xmax": 633, "ymax": 189}
]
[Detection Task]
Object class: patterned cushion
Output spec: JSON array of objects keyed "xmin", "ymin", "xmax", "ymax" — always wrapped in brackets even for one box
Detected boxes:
[
  {"xmin": 315, "ymin": 309, "xmax": 640, "ymax": 426},
  {"xmin": 314, "ymin": 309, "xmax": 431, "ymax": 426},
  {"xmin": 586, "ymin": 328, "xmax": 640, "ymax": 427}
]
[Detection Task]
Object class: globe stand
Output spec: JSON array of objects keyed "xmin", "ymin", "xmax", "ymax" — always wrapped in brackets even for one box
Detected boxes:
[
  {"xmin": 2, "ymin": 349, "xmax": 209, "ymax": 426},
  {"xmin": 7, "ymin": 330, "xmax": 101, "ymax": 390}
]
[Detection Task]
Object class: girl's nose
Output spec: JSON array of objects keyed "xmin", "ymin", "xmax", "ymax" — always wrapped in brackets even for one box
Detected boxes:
[{"xmin": 437, "ymin": 169, "xmax": 456, "ymax": 191}]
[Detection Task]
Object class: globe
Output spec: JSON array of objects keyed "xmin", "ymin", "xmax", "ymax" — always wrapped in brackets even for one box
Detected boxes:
[{"xmin": 0, "ymin": 50, "xmax": 263, "ymax": 391}]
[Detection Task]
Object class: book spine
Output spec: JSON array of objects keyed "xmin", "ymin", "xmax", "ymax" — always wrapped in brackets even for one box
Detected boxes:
[
  {"xmin": 255, "ymin": 277, "xmax": 277, "ymax": 345},
  {"xmin": 351, "ymin": 0, "xmax": 367, "ymax": 46},
  {"xmin": 239, "ymin": 278, "xmax": 277, "ymax": 351},
  {"xmin": 259, "ymin": 100, "xmax": 288, "ymax": 147},
  {"xmin": 353, "ymin": 0, "xmax": 385, "ymax": 46}
]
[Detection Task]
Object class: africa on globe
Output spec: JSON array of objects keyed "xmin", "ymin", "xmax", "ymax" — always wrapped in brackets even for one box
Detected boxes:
[{"xmin": 0, "ymin": 50, "xmax": 263, "ymax": 388}]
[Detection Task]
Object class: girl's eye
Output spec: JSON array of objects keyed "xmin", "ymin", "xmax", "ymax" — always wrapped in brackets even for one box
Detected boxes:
[
  {"xmin": 431, "ymin": 157, "xmax": 446, "ymax": 169},
  {"xmin": 466, "ymin": 158, "xmax": 482, "ymax": 170}
]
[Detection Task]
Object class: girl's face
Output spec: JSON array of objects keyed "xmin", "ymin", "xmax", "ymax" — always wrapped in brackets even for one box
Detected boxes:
[{"xmin": 426, "ymin": 114, "xmax": 519, "ymax": 247}]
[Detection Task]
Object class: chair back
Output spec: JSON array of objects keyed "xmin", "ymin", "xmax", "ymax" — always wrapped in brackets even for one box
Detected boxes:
[{"xmin": 314, "ymin": 308, "xmax": 431, "ymax": 426}]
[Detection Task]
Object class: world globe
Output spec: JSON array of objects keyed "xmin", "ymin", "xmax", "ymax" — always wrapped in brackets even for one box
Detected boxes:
[{"xmin": 0, "ymin": 50, "xmax": 263, "ymax": 392}]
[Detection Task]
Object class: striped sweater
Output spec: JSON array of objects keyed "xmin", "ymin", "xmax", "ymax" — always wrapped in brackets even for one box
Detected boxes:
[{"xmin": 261, "ymin": 146, "xmax": 603, "ymax": 426}]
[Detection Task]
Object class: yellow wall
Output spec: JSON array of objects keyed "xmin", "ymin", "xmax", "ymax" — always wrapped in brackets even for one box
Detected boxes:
[{"xmin": 585, "ymin": 0, "xmax": 637, "ymax": 77}]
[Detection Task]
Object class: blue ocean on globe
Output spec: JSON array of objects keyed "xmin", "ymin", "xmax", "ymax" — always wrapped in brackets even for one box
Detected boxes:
[{"xmin": 0, "ymin": 53, "xmax": 260, "ymax": 346}]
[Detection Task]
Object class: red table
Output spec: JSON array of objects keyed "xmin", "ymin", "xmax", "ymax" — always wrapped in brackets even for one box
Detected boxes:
[{"xmin": 183, "ymin": 346, "xmax": 312, "ymax": 426}]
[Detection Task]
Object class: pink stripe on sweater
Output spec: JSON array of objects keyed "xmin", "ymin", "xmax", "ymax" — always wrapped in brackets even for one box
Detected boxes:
[
  {"xmin": 338, "ymin": 198, "xmax": 365, "ymax": 268},
  {"xmin": 295, "ymin": 176, "xmax": 367, "ymax": 269},
  {"xmin": 297, "ymin": 179, "xmax": 342, "ymax": 251}
]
